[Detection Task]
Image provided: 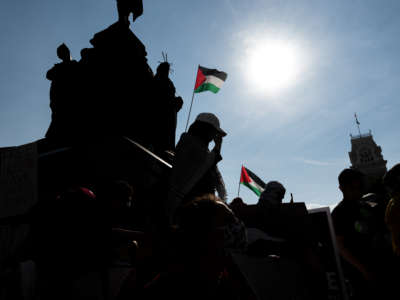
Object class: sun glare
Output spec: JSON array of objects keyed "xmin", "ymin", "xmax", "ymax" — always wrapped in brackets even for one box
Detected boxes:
[{"xmin": 247, "ymin": 39, "xmax": 302, "ymax": 94}]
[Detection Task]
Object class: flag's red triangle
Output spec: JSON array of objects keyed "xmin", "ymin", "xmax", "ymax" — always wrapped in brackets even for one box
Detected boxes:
[
  {"xmin": 194, "ymin": 67, "xmax": 206, "ymax": 90},
  {"xmin": 240, "ymin": 166, "xmax": 252, "ymax": 184}
]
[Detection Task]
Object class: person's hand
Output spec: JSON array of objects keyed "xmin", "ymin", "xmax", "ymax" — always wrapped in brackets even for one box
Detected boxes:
[
  {"xmin": 213, "ymin": 134, "xmax": 223, "ymax": 153},
  {"xmin": 175, "ymin": 96, "xmax": 183, "ymax": 111}
]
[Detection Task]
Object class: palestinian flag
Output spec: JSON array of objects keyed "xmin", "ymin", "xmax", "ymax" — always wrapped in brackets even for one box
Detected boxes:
[
  {"xmin": 240, "ymin": 166, "xmax": 266, "ymax": 197},
  {"xmin": 194, "ymin": 66, "xmax": 228, "ymax": 94}
]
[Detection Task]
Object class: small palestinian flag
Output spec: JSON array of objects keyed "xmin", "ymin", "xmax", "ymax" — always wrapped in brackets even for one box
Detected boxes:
[
  {"xmin": 240, "ymin": 166, "xmax": 266, "ymax": 197},
  {"xmin": 194, "ymin": 66, "xmax": 228, "ymax": 94}
]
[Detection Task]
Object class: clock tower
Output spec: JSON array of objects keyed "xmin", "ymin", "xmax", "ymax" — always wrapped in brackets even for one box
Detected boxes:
[{"xmin": 348, "ymin": 114, "xmax": 387, "ymax": 183}]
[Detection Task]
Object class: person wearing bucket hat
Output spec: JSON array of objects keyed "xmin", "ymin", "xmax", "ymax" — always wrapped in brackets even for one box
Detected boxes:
[
  {"xmin": 194, "ymin": 113, "xmax": 227, "ymax": 137},
  {"xmin": 166, "ymin": 113, "xmax": 227, "ymax": 223}
]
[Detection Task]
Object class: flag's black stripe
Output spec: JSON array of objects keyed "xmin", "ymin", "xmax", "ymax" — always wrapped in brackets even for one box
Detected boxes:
[
  {"xmin": 199, "ymin": 66, "xmax": 228, "ymax": 81},
  {"xmin": 245, "ymin": 167, "xmax": 266, "ymax": 189}
]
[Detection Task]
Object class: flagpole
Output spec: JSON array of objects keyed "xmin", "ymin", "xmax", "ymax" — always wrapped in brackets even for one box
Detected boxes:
[
  {"xmin": 354, "ymin": 113, "xmax": 361, "ymax": 136},
  {"xmin": 237, "ymin": 165, "xmax": 242, "ymax": 197},
  {"xmin": 185, "ymin": 91, "xmax": 195, "ymax": 132},
  {"xmin": 185, "ymin": 65, "xmax": 200, "ymax": 132}
]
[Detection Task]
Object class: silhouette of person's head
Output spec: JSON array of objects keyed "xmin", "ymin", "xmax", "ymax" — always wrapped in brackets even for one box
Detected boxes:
[
  {"xmin": 188, "ymin": 121, "xmax": 218, "ymax": 144},
  {"xmin": 176, "ymin": 195, "xmax": 243, "ymax": 267},
  {"xmin": 80, "ymin": 48, "xmax": 91, "ymax": 62},
  {"xmin": 338, "ymin": 168, "xmax": 364, "ymax": 201},
  {"xmin": 189, "ymin": 113, "xmax": 226, "ymax": 144},
  {"xmin": 258, "ymin": 181, "xmax": 286, "ymax": 207},
  {"xmin": 384, "ymin": 163, "xmax": 400, "ymax": 200},
  {"xmin": 156, "ymin": 62, "xmax": 170, "ymax": 78},
  {"xmin": 57, "ymin": 43, "xmax": 71, "ymax": 62}
]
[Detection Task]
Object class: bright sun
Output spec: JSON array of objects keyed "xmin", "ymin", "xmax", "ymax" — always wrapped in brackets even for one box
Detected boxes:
[{"xmin": 247, "ymin": 39, "xmax": 301, "ymax": 94}]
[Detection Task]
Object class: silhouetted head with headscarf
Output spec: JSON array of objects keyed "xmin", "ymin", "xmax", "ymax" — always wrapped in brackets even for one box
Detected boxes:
[
  {"xmin": 258, "ymin": 181, "xmax": 286, "ymax": 207},
  {"xmin": 156, "ymin": 62, "xmax": 170, "ymax": 78}
]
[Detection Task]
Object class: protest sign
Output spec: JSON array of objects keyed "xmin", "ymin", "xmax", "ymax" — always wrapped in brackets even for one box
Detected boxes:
[
  {"xmin": 308, "ymin": 207, "xmax": 348, "ymax": 300},
  {"xmin": 0, "ymin": 142, "xmax": 38, "ymax": 218}
]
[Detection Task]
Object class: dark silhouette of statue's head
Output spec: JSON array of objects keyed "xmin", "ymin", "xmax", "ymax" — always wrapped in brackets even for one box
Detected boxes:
[
  {"xmin": 57, "ymin": 43, "xmax": 71, "ymax": 62},
  {"xmin": 156, "ymin": 62, "xmax": 170, "ymax": 78},
  {"xmin": 80, "ymin": 48, "xmax": 91, "ymax": 62},
  {"xmin": 117, "ymin": 0, "xmax": 143, "ymax": 25}
]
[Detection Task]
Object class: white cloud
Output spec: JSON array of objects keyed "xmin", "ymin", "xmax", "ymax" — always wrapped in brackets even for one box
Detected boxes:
[
  {"xmin": 295, "ymin": 158, "xmax": 344, "ymax": 167},
  {"xmin": 298, "ymin": 159, "xmax": 335, "ymax": 166}
]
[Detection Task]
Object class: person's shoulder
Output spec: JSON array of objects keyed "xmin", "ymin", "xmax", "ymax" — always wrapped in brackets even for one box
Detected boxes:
[
  {"xmin": 175, "ymin": 133, "xmax": 192, "ymax": 152},
  {"xmin": 331, "ymin": 200, "xmax": 357, "ymax": 226},
  {"xmin": 176, "ymin": 132, "xmax": 189, "ymax": 144},
  {"xmin": 177, "ymin": 132, "xmax": 201, "ymax": 147},
  {"xmin": 46, "ymin": 64, "xmax": 61, "ymax": 80},
  {"xmin": 331, "ymin": 200, "xmax": 353, "ymax": 235},
  {"xmin": 331, "ymin": 200, "xmax": 346, "ymax": 216}
]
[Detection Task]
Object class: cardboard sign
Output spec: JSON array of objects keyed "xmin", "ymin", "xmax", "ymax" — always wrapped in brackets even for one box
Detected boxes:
[{"xmin": 0, "ymin": 142, "xmax": 38, "ymax": 218}]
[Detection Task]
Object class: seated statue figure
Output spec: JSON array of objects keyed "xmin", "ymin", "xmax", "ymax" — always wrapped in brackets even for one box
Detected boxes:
[{"xmin": 117, "ymin": 0, "xmax": 143, "ymax": 25}]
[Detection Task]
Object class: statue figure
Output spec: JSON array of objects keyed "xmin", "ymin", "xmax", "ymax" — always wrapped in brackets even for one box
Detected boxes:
[
  {"xmin": 45, "ymin": 43, "xmax": 79, "ymax": 140},
  {"xmin": 46, "ymin": 43, "xmax": 73, "ymax": 81},
  {"xmin": 153, "ymin": 55, "xmax": 184, "ymax": 154},
  {"xmin": 117, "ymin": 0, "xmax": 143, "ymax": 25}
]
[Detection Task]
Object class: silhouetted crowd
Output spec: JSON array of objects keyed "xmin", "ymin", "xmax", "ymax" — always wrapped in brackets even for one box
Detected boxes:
[
  {"xmin": 1, "ymin": 1, "xmax": 400, "ymax": 299},
  {"xmin": 330, "ymin": 167, "xmax": 400, "ymax": 300},
  {"xmin": 4, "ymin": 152, "xmax": 400, "ymax": 299}
]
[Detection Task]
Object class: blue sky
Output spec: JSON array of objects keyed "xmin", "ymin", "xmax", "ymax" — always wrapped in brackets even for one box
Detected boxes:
[{"xmin": 1, "ymin": 0, "xmax": 399, "ymax": 208}]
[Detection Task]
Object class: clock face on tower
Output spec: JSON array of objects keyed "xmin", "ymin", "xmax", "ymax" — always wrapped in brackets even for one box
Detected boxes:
[
  {"xmin": 359, "ymin": 147, "xmax": 374, "ymax": 163},
  {"xmin": 349, "ymin": 133, "xmax": 387, "ymax": 179}
]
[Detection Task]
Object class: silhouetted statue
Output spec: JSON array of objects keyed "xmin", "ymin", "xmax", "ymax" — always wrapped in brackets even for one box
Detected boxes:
[
  {"xmin": 153, "ymin": 59, "xmax": 183, "ymax": 154},
  {"xmin": 87, "ymin": 19, "xmax": 154, "ymax": 144},
  {"xmin": 117, "ymin": 0, "xmax": 143, "ymax": 25},
  {"xmin": 45, "ymin": 43, "xmax": 79, "ymax": 141},
  {"xmin": 44, "ymin": 4, "xmax": 157, "ymax": 145}
]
